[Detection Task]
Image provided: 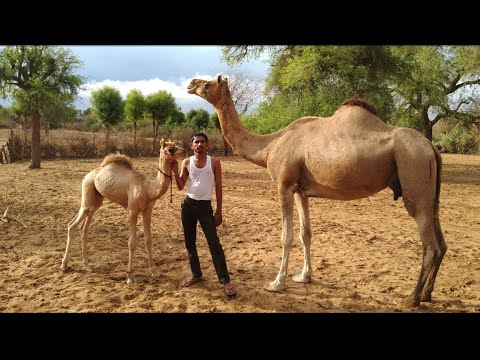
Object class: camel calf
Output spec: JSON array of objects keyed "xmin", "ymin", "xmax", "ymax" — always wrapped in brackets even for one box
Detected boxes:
[{"xmin": 61, "ymin": 138, "xmax": 183, "ymax": 283}]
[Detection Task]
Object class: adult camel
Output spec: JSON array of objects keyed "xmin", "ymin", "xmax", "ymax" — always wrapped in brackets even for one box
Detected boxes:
[{"xmin": 187, "ymin": 75, "xmax": 446, "ymax": 308}]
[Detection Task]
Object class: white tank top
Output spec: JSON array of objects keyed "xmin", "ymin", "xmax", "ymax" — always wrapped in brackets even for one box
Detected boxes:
[{"xmin": 186, "ymin": 155, "xmax": 215, "ymax": 200}]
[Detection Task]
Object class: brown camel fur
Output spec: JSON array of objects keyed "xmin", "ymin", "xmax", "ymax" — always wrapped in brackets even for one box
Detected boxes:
[
  {"xmin": 187, "ymin": 75, "xmax": 447, "ymax": 308},
  {"xmin": 61, "ymin": 138, "xmax": 184, "ymax": 283}
]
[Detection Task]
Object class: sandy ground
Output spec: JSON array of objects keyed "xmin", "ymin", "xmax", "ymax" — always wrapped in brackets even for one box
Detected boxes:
[{"xmin": 0, "ymin": 153, "xmax": 479, "ymax": 313}]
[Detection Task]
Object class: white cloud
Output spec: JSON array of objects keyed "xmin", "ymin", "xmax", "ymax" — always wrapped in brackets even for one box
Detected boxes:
[{"xmin": 78, "ymin": 74, "xmax": 219, "ymax": 112}]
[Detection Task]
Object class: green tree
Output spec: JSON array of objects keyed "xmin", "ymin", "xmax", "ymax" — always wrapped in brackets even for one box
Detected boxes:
[
  {"xmin": 165, "ymin": 107, "xmax": 186, "ymax": 127},
  {"xmin": 390, "ymin": 46, "xmax": 480, "ymax": 141},
  {"xmin": 209, "ymin": 112, "xmax": 220, "ymax": 129},
  {"xmin": 40, "ymin": 94, "xmax": 77, "ymax": 133},
  {"xmin": 222, "ymin": 45, "xmax": 397, "ymax": 133},
  {"xmin": 186, "ymin": 108, "xmax": 210, "ymax": 129},
  {"xmin": 145, "ymin": 90, "xmax": 177, "ymax": 152},
  {"xmin": 0, "ymin": 105, "xmax": 11, "ymax": 121},
  {"xmin": 9, "ymin": 92, "xmax": 31, "ymax": 157},
  {"xmin": 0, "ymin": 45, "xmax": 83, "ymax": 168},
  {"xmin": 124, "ymin": 89, "xmax": 145, "ymax": 156},
  {"xmin": 90, "ymin": 86, "xmax": 124, "ymax": 153}
]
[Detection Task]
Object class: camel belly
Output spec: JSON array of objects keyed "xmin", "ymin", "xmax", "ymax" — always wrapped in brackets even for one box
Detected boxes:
[
  {"xmin": 94, "ymin": 171, "xmax": 142, "ymax": 208},
  {"xmin": 300, "ymin": 156, "xmax": 395, "ymax": 200}
]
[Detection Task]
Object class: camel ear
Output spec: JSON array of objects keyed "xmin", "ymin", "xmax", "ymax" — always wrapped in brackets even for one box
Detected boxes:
[
  {"xmin": 217, "ymin": 74, "xmax": 222, "ymax": 84},
  {"xmin": 160, "ymin": 138, "xmax": 165, "ymax": 148}
]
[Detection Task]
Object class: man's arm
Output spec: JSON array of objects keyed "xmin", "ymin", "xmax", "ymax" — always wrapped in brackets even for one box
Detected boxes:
[
  {"xmin": 171, "ymin": 158, "xmax": 189, "ymax": 190},
  {"xmin": 212, "ymin": 157, "xmax": 223, "ymax": 227}
]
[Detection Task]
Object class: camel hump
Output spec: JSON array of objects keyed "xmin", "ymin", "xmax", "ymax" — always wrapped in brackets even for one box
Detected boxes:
[
  {"xmin": 340, "ymin": 96, "xmax": 378, "ymax": 115},
  {"xmin": 101, "ymin": 153, "xmax": 133, "ymax": 169}
]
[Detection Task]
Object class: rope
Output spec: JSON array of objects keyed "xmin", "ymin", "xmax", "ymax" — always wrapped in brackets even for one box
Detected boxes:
[{"xmin": 158, "ymin": 168, "xmax": 173, "ymax": 203}]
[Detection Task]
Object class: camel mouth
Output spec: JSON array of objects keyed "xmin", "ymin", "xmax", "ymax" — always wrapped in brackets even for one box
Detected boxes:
[{"xmin": 187, "ymin": 80, "xmax": 197, "ymax": 94}]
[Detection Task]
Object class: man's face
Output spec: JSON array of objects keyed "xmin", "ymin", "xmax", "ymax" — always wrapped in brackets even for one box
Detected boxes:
[{"xmin": 191, "ymin": 136, "xmax": 209, "ymax": 154}]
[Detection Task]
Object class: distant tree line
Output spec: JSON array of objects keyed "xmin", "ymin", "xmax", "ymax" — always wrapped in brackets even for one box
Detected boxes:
[{"xmin": 2, "ymin": 45, "xmax": 479, "ymax": 168}]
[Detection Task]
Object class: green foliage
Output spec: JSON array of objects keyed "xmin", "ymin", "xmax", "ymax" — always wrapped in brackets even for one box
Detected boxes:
[
  {"xmin": 124, "ymin": 89, "xmax": 145, "ymax": 124},
  {"xmin": 223, "ymin": 45, "xmax": 397, "ymax": 131},
  {"xmin": 144, "ymin": 90, "xmax": 177, "ymax": 123},
  {"xmin": 0, "ymin": 45, "xmax": 84, "ymax": 167},
  {"xmin": 165, "ymin": 108, "xmax": 186, "ymax": 127},
  {"xmin": 434, "ymin": 119, "xmax": 479, "ymax": 154},
  {"xmin": 0, "ymin": 105, "xmax": 10, "ymax": 121},
  {"xmin": 209, "ymin": 112, "xmax": 220, "ymax": 129},
  {"xmin": 0, "ymin": 46, "xmax": 84, "ymax": 105},
  {"xmin": 389, "ymin": 46, "xmax": 480, "ymax": 139},
  {"xmin": 186, "ymin": 108, "xmax": 210, "ymax": 130},
  {"xmin": 90, "ymin": 86, "xmax": 124, "ymax": 129}
]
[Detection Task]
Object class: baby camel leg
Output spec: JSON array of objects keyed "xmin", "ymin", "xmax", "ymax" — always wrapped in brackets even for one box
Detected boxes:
[
  {"xmin": 142, "ymin": 207, "xmax": 160, "ymax": 278},
  {"xmin": 126, "ymin": 209, "xmax": 140, "ymax": 284},
  {"xmin": 62, "ymin": 172, "xmax": 102, "ymax": 271}
]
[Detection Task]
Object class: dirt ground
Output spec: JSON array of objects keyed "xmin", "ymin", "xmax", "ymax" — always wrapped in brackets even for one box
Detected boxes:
[{"xmin": 0, "ymin": 153, "xmax": 479, "ymax": 313}]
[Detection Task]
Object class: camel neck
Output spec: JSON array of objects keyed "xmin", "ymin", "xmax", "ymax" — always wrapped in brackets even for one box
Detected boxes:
[
  {"xmin": 214, "ymin": 95, "xmax": 275, "ymax": 168},
  {"xmin": 154, "ymin": 154, "xmax": 172, "ymax": 198}
]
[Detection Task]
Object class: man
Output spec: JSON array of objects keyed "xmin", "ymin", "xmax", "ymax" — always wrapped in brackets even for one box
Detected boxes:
[{"xmin": 170, "ymin": 132, "xmax": 236, "ymax": 298}]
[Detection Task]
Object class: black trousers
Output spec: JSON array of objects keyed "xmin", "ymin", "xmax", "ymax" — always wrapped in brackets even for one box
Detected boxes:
[{"xmin": 181, "ymin": 196, "xmax": 230, "ymax": 284}]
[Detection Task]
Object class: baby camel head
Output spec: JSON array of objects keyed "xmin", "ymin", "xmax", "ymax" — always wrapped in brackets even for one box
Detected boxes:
[
  {"xmin": 187, "ymin": 74, "xmax": 229, "ymax": 106},
  {"xmin": 160, "ymin": 138, "xmax": 184, "ymax": 161}
]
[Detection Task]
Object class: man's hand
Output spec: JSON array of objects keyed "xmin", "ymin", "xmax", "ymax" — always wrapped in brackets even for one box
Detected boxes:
[
  {"xmin": 170, "ymin": 159, "xmax": 179, "ymax": 174},
  {"xmin": 214, "ymin": 211, "xmax": 223, "ymax": 227}
]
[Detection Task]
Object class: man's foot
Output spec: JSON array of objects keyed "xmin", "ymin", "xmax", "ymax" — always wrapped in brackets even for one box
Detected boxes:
[
  {"xmin": 224, "ymin": 282, "xmax": 236, "ymax": 298},
  {"xmin": 181, "ymin": 276, "xmax": 204, "ymax": 287}
]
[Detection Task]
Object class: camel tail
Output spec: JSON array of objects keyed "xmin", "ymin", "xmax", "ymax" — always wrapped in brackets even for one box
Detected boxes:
[{"xmin": 431, "ymin": 144, "xmax": 442, "ymax": 215}]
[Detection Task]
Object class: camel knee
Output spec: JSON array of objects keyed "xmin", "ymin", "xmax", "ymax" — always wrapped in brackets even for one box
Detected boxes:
[{"xmin": 403, "ymin": 198, "xmax": 416, "ymax": 217}]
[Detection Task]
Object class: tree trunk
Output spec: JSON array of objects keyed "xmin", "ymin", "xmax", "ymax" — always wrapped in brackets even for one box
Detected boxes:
[
  {"xmin": 152, "ymin": 119, "xmax": 156, "ymax": 153},
  {"xmin": 30, "ymin": 108, "xmax": 41, "ymax": 169},
  {"xmin": 154, "ymin": 123, "xmax": 160, "ymax": 153},
  {"xmin": 106, "ymin": 127, "xmax": 110, "ymax": 155},
  {"xmin": 133, "ymin": 121, "xmax": 138, "ymax": 157},
  {"xmin": 223, "ymin": 135, "xmax": 229, "ymax": 156},
  {"xmin": 422, "ymin": 115, "xmax": 433, "ymax": 142}
]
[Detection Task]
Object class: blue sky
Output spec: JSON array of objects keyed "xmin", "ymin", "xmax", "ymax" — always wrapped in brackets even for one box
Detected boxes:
[{"xmin": 1, "ymin": 46, "xmax": 271, "ymax": 114}]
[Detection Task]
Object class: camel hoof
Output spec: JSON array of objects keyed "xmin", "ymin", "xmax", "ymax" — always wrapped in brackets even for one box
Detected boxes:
[
  {"xmin": 292, "ymin": 273, "xmax": 311, "ymax": 284},
  {"xmin": 421, "ymin": 293, "xmax": 432, "ymax": 302},
  {"xmin": 151, "ymin": 271, "xmax": 161, "ymax": 278},
  {"xmin": 60, "ymin": 264, "xmax": 68, "ymax": 271},
  {"xmin": 83, "ymin": 265, "xmax": 92, "ymax": 272},
  {"xmin": 126, "ymin": 276, "xmax": 135, "ymax": 284},
  {"xmin": 263, "ymin": 280, "xmax": 285, "ymax": 292},
  {"xmin": 402, "ymin": 295, "xmax": 420, "ymax": 309}
]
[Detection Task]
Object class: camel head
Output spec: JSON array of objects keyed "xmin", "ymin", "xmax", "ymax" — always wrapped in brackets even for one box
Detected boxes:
[
  {"xmin": 187, "ymin": 74, "xmax": 228, "ymax": 106},
  {"xmin": 160, "ymin": 138, "xmax": 184, "ymax": 160}
]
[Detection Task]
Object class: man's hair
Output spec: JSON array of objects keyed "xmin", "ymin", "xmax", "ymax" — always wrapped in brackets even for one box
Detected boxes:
[{"xmin": 191, "ymin": 132, "xmax": 208, "ymax": 143}]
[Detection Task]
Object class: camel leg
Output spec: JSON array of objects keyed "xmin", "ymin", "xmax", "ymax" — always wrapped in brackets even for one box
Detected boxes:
[
  {"xmin": 420, "ymin": 213, "xmax": 447, "ymax": 302},
  {"xmin": 80, "ymin": 211, "xmax": 96, "ymax": 271},
  {"xmin": 126, "ymin": 210, "xmax": 139, "ymax": 284},
  {"xmin": 62, "ymin": 209, "xmax": 87, "ymax": 270},
  {"xmin": 292, "ymin": 192, "xmax": 312, "ymax": 283},
  {"xmin": 62, "ymin": 172, "xmax": 102, "ymax": 271},
  {"xmin": 264, "ymin": 185, "xmax": 294, "ymax": 292},
  {"xmin": 403, "ymin": 207, "xmax": 440, "ymax": 308},
  {"xmin": 142, "ymin": 207, "xmax": 160, "ymax": 278}
]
